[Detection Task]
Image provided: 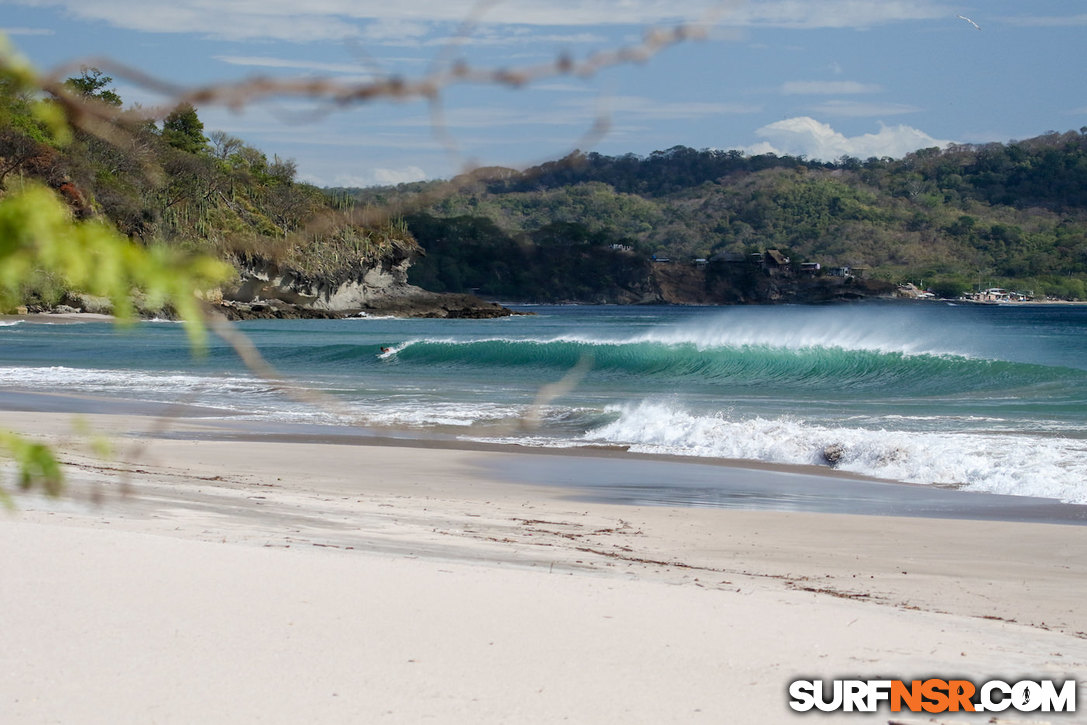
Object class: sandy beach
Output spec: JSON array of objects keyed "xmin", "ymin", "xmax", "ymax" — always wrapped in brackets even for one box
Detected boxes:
[{"xmin": 3, "ymin": 403, "xmax": 1087, "ymax": 724}]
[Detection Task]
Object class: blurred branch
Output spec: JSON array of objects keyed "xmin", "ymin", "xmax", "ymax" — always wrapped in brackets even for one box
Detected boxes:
[
  {"xmin": 4, "ymin": 6, "xmax": 734, "ymax": 228},
  {"xmin": 43, "ymin": 14, "xmax": 721, "ymax": 121}
]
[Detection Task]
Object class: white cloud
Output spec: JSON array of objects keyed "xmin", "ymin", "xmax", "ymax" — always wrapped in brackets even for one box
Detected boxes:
[
  {"xmin": 782, "ymin": 80, "xmax": 881, "ymax": 95},
  {"xmin": 807, "ymin": 99, "xmax": 920, "ymax": 117},
  {"xmin": 372, "ymin": 165, "xmax": 427, "ymax": 184},
  {"xmin": 214, "ymin": 55, "xmax": 376, "ymax": 76},
  {"xmin": 12, "ymin": 1, "xmax": 359, "ymax": 41},
  {"xmin": 323, "ymin": 166, "xmax": 427, "ymax": 186},
  {"xmin": 421, "ymin": 31, "xmax": 608, "ymax": 47},
  {"xmin": 10, "ymin": 0, "xmax": 952, "ymax": 41},
  {"xmin": 747, "ymin": 116, "xmax": 950, "ymax": 160},
  {"xmin": 729, "ymin": 1, "xmax": 950, "ymax": 29}
]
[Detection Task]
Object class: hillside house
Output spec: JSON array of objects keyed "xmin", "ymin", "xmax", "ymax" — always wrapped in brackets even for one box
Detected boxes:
[{"xmin": 763, "ymin": 249, "xmax": 792, "ymax": 277}]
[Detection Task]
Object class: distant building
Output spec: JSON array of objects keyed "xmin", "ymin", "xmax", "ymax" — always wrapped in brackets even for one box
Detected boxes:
[
  {"xmin": 764, "ymin": 249, "xmax": 790, "ymax": 266},
  {"xmin": 763, "ymin": 249, "xmax": 792, "ymax": 277},
  {"xmin": 971, "ymin": 287, "xmax": 1012, "ymax": 302},
  {"xmin": 963, "ymin": 288, "xmax": 1032, "ymax": 302}
]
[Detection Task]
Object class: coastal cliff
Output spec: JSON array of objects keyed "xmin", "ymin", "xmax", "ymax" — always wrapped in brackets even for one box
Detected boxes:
[
  {"xmin": 218, "ymin": 226, "xmax": 512, "ymax": 319},
  {"xmin": 219, "ymin": 255, "xmax": 512, "ymax": 319}
]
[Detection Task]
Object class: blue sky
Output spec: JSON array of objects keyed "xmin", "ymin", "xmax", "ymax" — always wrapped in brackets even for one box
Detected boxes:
[{"xmin": 3, "ymin": 1, "xmax": 1086, "ymax": 187}]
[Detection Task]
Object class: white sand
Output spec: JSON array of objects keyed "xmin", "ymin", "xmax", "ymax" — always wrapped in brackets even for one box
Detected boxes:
[{"xmin": 2, "ymin": 410, "xmax": 1086, "ymax": 723}]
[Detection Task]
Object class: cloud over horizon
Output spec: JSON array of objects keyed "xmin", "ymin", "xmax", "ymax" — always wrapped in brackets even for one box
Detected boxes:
[
  {"xmin": 8, "ymin": 0, "xmax": 951, "ymax": 41},
  {"xmin": 746, "ymin": 116, "xmax": 950, "ymax": 161}
]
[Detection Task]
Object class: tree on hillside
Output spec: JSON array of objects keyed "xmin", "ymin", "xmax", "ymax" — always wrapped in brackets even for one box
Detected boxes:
[
  {"xmin": 209, "ymin": 130, "xmax": 243, "ymax": 160},
  {"xmin": 0, "ymin": 68, "xmax": 53, "ymax": 188},
  {"xmin": 162, "ymin": 103, "xmax": 207, "ymax": 154},
  {"xmin": 64, "ymin": 67, "xmax": 122, "ymax": 107}
]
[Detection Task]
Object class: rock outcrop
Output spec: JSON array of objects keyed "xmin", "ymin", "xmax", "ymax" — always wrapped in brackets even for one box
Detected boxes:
[{"xmin": 220, "ymin": 254, "xmax": 514, "ymax": 320}]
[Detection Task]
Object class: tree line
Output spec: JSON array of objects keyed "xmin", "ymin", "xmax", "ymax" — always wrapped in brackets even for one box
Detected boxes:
[
  {"xmin": 0, "ymin": 66, "xmax": 414, "ymax": 310},
  {"xmin": 351, "ymin": 131, "xmax": 1087, "ymax": 301},
  {"xmin": 5, "ymin": 63, "xmax": 1086, "ymax": 304}
]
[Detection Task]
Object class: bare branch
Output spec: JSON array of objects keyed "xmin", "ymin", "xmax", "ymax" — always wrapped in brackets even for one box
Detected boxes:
[{"xmin": 37, "ymin": 10, "xmax": 728, "ymax": 123}]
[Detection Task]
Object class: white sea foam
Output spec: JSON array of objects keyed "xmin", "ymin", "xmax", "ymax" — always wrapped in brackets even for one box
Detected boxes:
[
  {"xmin": 581, "ymin": 401, "xmax": 1087, "ymax": 504},
  {"xmin": 0, "ymin": 320, "xmax": 24, "ymax": 327},
  {"xmin": 350, "ymin": 401, "xmax": 524, "ymax": 428},
  {"xmin": 0, "ymin": 366, "xmax": 275, "ymax": 398},
  {"xmin": 0, "ymin": 365, "xmax": 532, "ymax": 429},
  {"xmin": 466, "ymin": 435, "xmax": 593, "ymax": 449},
  {"xmin": 381, "ymin": 308, "xmax": 978, "ymax": 357},
  {"xmin": 625, "ymin": 307, "xmax": 974, "ymax": 357}
]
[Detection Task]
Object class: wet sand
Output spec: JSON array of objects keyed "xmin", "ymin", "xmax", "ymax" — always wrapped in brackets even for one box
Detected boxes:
[{"xmin": 2, "ymin": 401, "xmax": 1086, "ymax": 723}]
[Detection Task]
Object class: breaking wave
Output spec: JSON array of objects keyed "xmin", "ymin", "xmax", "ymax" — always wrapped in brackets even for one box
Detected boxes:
[
  {"xmin": 580, "ymin": 401, "xmax": 1087, "ymax": 504},
  {"xmin": 375, "ymin": 336, "xmax": 1083, "ymax": 396}
]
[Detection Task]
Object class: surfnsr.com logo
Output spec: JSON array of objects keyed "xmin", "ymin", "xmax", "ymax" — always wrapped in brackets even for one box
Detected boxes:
[{"xmin": 788, "ymin": 678, "xmax": 1076, "ymax": 714}]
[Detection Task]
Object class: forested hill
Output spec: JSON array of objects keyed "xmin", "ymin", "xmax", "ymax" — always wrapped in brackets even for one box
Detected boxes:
[
  {"xmin": 5, "ymin": 66, "xmax": 1085, "ymax": 307},
  {"xmin": 350, "ymin": 130, "xmax": 1087, "ymax": 302},
  {"xmin": 1, "ymin": 68, "xmax": 424, "ymax": 315}
]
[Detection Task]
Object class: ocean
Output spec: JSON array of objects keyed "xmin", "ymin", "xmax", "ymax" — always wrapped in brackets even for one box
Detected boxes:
[{"xmin": 2, "ymin": 302, "xmax": 1086, "ymax": 503}]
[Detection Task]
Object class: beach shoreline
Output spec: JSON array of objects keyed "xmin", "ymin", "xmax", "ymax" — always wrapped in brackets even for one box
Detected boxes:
[
  {"xmin": 4, "ymin": 388, "xmax": 1087, "ymax": 524},
  {"xmin": 3, "ymin": 402, "xmax": 1087, "ymax": 722}
]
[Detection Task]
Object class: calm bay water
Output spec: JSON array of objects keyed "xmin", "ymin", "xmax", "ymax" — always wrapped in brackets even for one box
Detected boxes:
[{"xmin": 2, "ymin": 302, "xmax": 1086, "ymax": 503}]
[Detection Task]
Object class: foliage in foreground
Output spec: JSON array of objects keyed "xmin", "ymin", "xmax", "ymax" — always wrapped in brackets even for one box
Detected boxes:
[
  {"xmin": 0, "ymin": 42, "xmax": 234, "ymax": 502},
  {"xmin": 0, "ymin": 182, "xmax": 233, "ymax": 503},
  {"xmin": 0, "ymin": 39, "xmax": 423, "ymax": 502}
]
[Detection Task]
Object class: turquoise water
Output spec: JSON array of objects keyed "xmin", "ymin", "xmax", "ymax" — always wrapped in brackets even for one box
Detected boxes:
[{"xmin": 2, "ymin": 303, "xmax": 1086, "ymax": 502}]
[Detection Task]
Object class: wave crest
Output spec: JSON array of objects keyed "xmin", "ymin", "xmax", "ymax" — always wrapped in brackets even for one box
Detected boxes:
[{"xmin": 380, "ymin": 336, "xmax": 1078, "ymax": 395}]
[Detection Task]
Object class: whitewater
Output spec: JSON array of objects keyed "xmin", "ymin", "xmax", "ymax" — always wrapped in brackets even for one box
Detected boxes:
[{"xmin": 2, "ymin": 303, "xmax": 1085, "ymax": 503}]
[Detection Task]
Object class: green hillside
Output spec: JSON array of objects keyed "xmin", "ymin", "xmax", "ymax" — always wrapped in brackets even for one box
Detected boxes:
[
  {"xmin": 1, "ymin": 68, "xmax": 417, "ymax": 310},
  {"xmin": 5, "ymin": 64, "xmax": 1086, "ymax": 306},
  {"xmin": 351, "ymin": 132, "xmax": 1087, "ymax": 302}
]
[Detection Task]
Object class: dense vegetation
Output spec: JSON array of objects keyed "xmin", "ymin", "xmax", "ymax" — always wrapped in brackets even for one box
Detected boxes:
[
  {"xmin": 352, "ymin": 132, "xmax": 1087, "ymax": 301},
  {"xmin": 4, "ymin": 63, "xmax": 1086, "ymax": 305},
  {"xmin": 0, "ymin": 67, "xmax": 416, "ymax": 310},
  {"xmin": 403, "ymin": 213, "xmax": 652, "ymax": 302}
]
